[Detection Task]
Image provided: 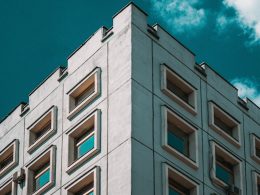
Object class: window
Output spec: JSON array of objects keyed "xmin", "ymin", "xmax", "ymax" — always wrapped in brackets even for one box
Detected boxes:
[
  {"xmin": 251, "ymin": 134, "xmax": 260, "ymax": 164},
  {"xmin": 27, "ymin": 106, "xmax": 57, "ymax": 154},
  {"xmin": 161, "ymin": 65, "xmax": 197, "ymax": 115},
  {"xmin": 208, "ymin": 102, "xmax": 240, "ymax": 147},
  {"xmin": 162, "ymin": 106, "xmax": 198, "ymax": 169},
  {"xmin": 67, "ymin": 68, "xmax": 101, "ymax": 119},
  {"xmin": 163, "ymin": 164, "xmax": 199, "ymax": 195},
  {"xmin": 210, "ymin": 141, "xmax": 242, "ymax": 191},
  {"xmin": 253, "ymin": 172, "xmax": 260, "ymax": 195},
  {"xmin": 26, "ymin": 146, "xmax": 56, "ymax": 195},
  {"xmin": 0, "ymin": 179, "xmax": 17, "ymax": 195},
  {"xmin": 0, "ymin": 140, "xmax": 19, "ymax": 177},
  {"xmin": 66, "ymin": 110, "xmax": 101, "ymax": 173},
  {"xmin": 65, "ymin": 167, "xmax": 100, "ymax": 195}
]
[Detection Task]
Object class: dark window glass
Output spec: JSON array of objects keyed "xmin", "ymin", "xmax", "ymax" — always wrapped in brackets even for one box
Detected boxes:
[
  {"xmin": 169, "ymin": 179, "xmax": 189, "ymax": 195},
  {"xmin": 0, "ymin": 154, "xmax": 13, "ymax": 171},
  {"xmin": 216, "ymin": 157, "xmax": 234, "ymax": 186},
  {"xmin": 256, "ymin": 147, "xmax": 260, "ymax": 158},
  {"xmin": 167, "ymin": 79, "xmax": 190, "ymax": 105},
  {"xmin": 214, "ymin": 116, "xmax": 233, "ymax": 137},
  {"xmin": 168, "ymin": 123, "xmax": 189, "ymax": 157}
]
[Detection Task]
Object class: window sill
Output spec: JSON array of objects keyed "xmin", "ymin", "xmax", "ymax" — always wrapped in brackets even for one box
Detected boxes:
[
  {"xmin": 209, "ymin": 124, "xmax": 241, "ymax": 148},
  {"xmin": 66, "ymin": 147, "xmax": 99, "ymax": 174},
  {"xmin": 163, "ymin": 144, "xmax": 199, "ymax": 169},
  {"xmin": 27, "ymin": 129, "xmax": 56, "ymax": 154}
]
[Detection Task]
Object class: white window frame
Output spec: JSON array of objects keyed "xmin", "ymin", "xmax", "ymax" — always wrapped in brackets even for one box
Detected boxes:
[
  {"xmin": 0, "ymin": 178, "xmax": 17, "ymax": 195},
  {"xmin": 251, "ymin": 134, "xmax": 260, "ymax": 164},
  {"xmin": 252, "ymin": 171, "xmax": 260, "ymax": 195},
  {"xmin": 162, "ymin": 106, "xmax": 198, "ymax": 169},
  {"xmin": 0, "ymin": 140, "xmax": 19, "ymax": 178},
  {"xmin": 27, "ymin": 106, "xmax": 57, "ymax": 154},
  {"xmin": 65, "ymin": 166, "xmax": 100, "ymax": 195},
  {"xmin": 26, "ymin": 145, "xmax": 56, "ymax": 195},
  {"xmin": 67, "ymin": 68, "xmax": 101, "ymax": 119},
  {"xmin": 163, "ymin": 163, "xmax": 199, "ymax": 195},
  {"xmin": 66, "ymin": 110, "xmax": 101, "ymax": 173},
  {"xmin": 208, "ymin": 102, "xmax": 241, "ymax": 147},
  {"xmin": 161, "ymin": 64, "xmax": 197, "ymax": 115},
  {"xmin": 210, "ymin": 141, "xmax": 242, "ymax": 193}
]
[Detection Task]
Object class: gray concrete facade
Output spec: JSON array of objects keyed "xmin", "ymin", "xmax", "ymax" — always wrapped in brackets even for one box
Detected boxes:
[{"xmin": 0, "ymin": 3, "xmax": 260, "ymax": 195}]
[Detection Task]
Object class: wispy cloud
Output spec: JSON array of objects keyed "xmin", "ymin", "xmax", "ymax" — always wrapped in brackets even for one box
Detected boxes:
[
  {"xmin": 150, "ymin": 0, "xmax": 260, "ymax": 45},
  {"xmin": 151, "ymin": 0, "xmax": 206, "ymax": 33},
  {"xmin": 231, "ymin": 78, "xmax": 260, "ymax": 106},
  {"xmin": 221, "ymin": 0, "xmax": 260, "ymax": 45}
]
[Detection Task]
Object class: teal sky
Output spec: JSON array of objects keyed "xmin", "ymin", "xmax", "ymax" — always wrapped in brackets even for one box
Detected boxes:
[{"xmin": 1, "ymin": 0, "xmax": 260, "ymax": 119}]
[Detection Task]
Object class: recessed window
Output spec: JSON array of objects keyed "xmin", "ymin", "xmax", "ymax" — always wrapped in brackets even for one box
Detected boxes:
[
  {"xmin": 162, "ymin": 106, "xmax": 198, "ymax": 169},
  {"xmin": 163, "ymin": 164, "xmax": 199, "ymax": 195},
  {"xmin": 0, "ymin": 179, "xmax": 17, "ymax": 195},
  {"xmin": 66, "ymin": 110, "xmax": 101, "ymax": 173},
  {"xmin": 27, "ymin": 106, "xmax": 57, "ymax": 154},
  {"xmin": 210, "ymin": 141, "xmax": 242, "ymax": 191},
  {"xmin": 67, "ymin": 68, "xmax": 101, "ymax": 119},
  {"xmin": 208, "ymin": 102, "xmax": 240, "ymax": 147},
  {"xmin": 26, "ymin": 146, "xmax": 55, "ymax": 195},
  {"xmin": 161, "ymin": 65, "xmax": 197, "ymax": 115},
  {"xmin": 0, "ymin": 140, "xmax": 19, "ymax": 177},
  {"xmin": 65, "ymin": 167, "xmax": 100, "ymax": 195},
  {"xmin": 253, "ymin": 172, "xmax": 260, "ymax": 195},
  {"xmin": 251, "ymin": 134, "xmax": 260, "ymax": 164}
]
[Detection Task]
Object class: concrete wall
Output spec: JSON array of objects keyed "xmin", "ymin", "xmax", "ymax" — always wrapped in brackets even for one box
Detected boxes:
[{"xmin": 0, "ymin": 2, "xmax": 259, "ymax": 195}]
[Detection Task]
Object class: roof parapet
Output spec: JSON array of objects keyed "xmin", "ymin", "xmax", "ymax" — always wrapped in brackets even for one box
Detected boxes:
[
  {"xmin": 67, "ymin": 26, "xmax": 108, "ymax": 73},
  {"xmin": 0, "ymin": 102, "xmax": 26, "ymax": 131}
]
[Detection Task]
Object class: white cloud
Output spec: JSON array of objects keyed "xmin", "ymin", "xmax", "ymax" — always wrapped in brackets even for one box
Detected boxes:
[
  {"xmin": 231, "ymin": 78, "xmax": 260, "ymax": 106},
  {"xmin": 151, "ymin": 0, "xmax": 206, "ymax": 33},
  {"xmin": 222, "ymin": 0, "xmax": 260, "ymax": 44}
]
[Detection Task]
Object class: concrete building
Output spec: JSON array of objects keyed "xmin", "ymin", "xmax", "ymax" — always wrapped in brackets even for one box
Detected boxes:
[{"xmin": 0, "ymin": 2, "xmax": 260, "ymax": 195}]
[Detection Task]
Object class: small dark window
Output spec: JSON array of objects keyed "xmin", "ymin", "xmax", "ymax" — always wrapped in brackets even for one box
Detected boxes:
[
  {"xmin": 167, "ymin": 79, "xmax": 190, "ymax": 106},
  {"xmin": 33, "ymin": 162, "xmax": 50, "ymax": 192},
  {"xmin": 169, "ymin": 179, "xmax": 189, "ymax": 195},
  {"xmin": 216, "ymin": 156, "xmax": 234, "ymax": 186},
  {"xmin": 214, "ymin": 116, "xmax": 233, "ymax": 137},
  {"xmin": 0, "ymin": 154, "xmax": 13, "ymax": 172},
  {"xmin": 168, "ymin": 123, "xmax": 189, "ymax": 157},
  {"xmin": 74, "ymin": 127, "xmax": 95, "ymax": 160}
]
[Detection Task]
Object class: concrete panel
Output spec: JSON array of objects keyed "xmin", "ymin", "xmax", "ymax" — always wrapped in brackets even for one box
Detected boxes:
[
  {"xmin": 108, "ymin": 80, "xmax": 131, "ymax": 152},
  {"xmin": 206, "ymin": 84, "xmax": 245, "ymax": 158},
  {"xmin": 0, "ymin": 120, "xmax": 24, "ymax": 183},
  {"xmin": 153, "ymin": 96, "xmax": 204, "ymax": 181},
  {"xmin": 152, "ymin": 42, "xmax": 202, "ymax": 127},
  {"xmin": 29, "ymin": 68, "xmax": 61, "ymax": 109},
  {"xmin": 132, "ymin": 80, "xmax": 153, "ymax": 148},
  {"xmin": 132, "ymin": 25, "xmax": 153, "ymax": 91},
  {"xmin": 63, "ymin": 44, "xmax": 108, "ymax": 130},
  {"xmin": 24, "ymin": 85, "xmax": 63, "ymax": 163},
  {"xmin": 61, "ymin": 101, "xmax": 107, "ymax": 185},
  {"xmin": 108, "ymin": 139, "xmax": 131, "ymax": 195},
  {"xmin": 132, "ymin": 139, "xmax": 154, "ymax": 195},
  {"xmin": 108, "ymin": 24, "xmax": 131, "ymax": 94}
]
